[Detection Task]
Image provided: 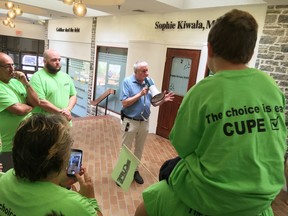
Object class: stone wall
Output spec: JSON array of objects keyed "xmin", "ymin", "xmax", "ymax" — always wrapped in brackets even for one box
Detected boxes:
[
  {"xmin": 44, "ymin": 22, "xmax": 49, "ymax": 50},
  {"xmin": 256, "ymin": 5, "xmax": 288, "ymax": 127},
  {"xmin": 87, "ymin": 17, "xmax": 97, "ymax": 116}
]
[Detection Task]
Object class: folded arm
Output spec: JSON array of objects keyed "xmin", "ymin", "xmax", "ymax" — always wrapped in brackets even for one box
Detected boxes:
[{"xmin": 6, "ymin": 103, "xmax": 32, "ymax": 115}]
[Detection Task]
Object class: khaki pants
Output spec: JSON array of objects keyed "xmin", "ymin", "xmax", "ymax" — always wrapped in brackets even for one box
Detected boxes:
[{"xmin": 121, "ymin": 118, "xmax": 149, "ymax": 163}]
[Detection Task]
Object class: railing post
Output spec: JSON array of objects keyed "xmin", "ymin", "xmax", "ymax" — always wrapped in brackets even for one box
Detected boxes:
[{"xmin": 105, "ymin": 97, "xmax": 109, "ymax": 115}]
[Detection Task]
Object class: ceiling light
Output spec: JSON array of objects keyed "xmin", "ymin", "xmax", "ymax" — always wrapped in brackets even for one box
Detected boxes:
[
  {"xmin": 13, "ymin": 6, "xmax": 23, "ymax": 16},
  {"xmin": 2, "ymin": 2, "xmax": 23, "ymax": 28},
  {"xmin": 2, "ymin": 19, "xmax": 10, "ymax": 26},
  {"xmin": 9, "ymin": 22, "xmax": 15, "ymax": 28},
  {"xmin": 63, "ymin": 0, "xmax": 74, "ymax": 5},
  {"xmin": 5, "ymin": 1, "xmax": 14, "ymax": 9},
  {"xmin": 73, "ymin": 1, "xmax": 87, "ymax": 17},
  {"xmin": 7, "ymin": 10, "xmax": 16, "ymax": 19}
]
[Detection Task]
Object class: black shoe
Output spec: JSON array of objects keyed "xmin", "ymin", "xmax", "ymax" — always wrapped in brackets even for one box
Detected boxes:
[
  {"xmin": 134, "ymin": 171, "xmax": 144, "ymax": 184},
  {"xmin": 116, "ymin": 182, "xmax": 120, "ymax": 187}
]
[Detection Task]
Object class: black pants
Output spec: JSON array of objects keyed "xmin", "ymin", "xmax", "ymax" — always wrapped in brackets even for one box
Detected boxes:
[
  {"xmin": 0, "ymin": 152, "xmax": 14, "ymax": 172},
  {"xmin": 159, "ymin": 156, "xmax": 181, "ymax": 183},
  {"xmin": 159, "ymin": 156, "xmax": 205, "ymax": 215}
]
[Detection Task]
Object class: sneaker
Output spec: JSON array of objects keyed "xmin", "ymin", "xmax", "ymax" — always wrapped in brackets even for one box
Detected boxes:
[{"xmin": 134, "ymin": 171, "xmax": 144, "ymax": 184}]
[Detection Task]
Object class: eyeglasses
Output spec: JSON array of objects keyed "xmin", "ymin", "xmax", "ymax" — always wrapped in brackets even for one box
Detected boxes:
[{"xmin": 0, "ymin": 64, "xmax": 14, "ymax": 69}]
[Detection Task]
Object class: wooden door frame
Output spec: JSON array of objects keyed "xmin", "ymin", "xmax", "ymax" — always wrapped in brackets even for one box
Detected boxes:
[{"xmin": 156, "ymin": 48, "xmax": 201, "ymax": 138}]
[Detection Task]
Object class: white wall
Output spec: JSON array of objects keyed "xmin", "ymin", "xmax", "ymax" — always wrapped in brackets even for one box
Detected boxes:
[
  {"xmin": 96, "ymin": 5, "xmax": 266, "ymax": 47},
  {"xmin": 95, "ymin": 4, "xmax": 267, "ymax": 132},
  {"xmin": 48, "ymin": 18, "xmax": 93, "ymax": 61},
  {"xmin": 48, "ymin": 40, "xmax": 91, "ymax": 61},
  {"xmin": 0, "ymin": 21, "xmax": 45, "ymax": 40}
]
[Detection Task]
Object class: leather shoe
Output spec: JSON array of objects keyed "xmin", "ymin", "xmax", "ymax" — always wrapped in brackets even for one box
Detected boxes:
[{"xmin": 134, "ymin": 171, "xmax": 144, "ymax": 184}]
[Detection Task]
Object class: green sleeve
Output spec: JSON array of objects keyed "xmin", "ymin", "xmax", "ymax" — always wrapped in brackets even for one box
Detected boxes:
[{"xmin": 87, "ymin": 198, "xmax": 101, "ymax": 212}]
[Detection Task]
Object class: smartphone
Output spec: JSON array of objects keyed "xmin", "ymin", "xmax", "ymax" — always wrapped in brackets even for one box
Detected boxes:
[{"xmin": 66, "ymin": 149, "xmax": 83, "ymax": 177}]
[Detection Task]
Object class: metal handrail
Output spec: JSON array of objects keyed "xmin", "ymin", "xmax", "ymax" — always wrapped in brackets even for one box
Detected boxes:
[{"xmin": 90, "ymin": 89, "xmax": 116, "ymax": 116}]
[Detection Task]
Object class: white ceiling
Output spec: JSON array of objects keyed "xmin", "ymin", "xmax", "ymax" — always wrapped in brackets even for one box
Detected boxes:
[{"xmin": 0, "ymin": 0, "xmax": 287, "ymax": 25}]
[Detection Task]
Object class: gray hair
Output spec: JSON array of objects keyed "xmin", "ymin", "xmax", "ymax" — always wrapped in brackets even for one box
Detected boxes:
[{"xmin": 133, "ymin": 61, "xmax": 148, "ymax": 73}]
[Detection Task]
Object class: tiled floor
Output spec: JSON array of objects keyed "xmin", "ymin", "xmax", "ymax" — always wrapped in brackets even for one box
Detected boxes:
[{"xmin": 71, "ymin": 115, "xmax": 288, "ymax": 216}]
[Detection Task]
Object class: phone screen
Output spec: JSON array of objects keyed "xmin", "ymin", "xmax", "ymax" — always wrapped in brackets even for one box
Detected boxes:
[{"xmin": 66, "ymin": 149, "xmax": 83, "ymax": 177}]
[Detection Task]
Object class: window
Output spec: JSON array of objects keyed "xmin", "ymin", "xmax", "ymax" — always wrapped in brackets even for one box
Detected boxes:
[
  {"xmin": 0, "ymin": 35, "xmax": 44, "ymax": 76},
  {"xmin": 22, "ymin": 54, "xmax": 37, "ymax": 66},
  {"xmin": 7, "ymin": 52, "xmax": 19, "ymax": 69},
  {"xmin": 169, "ymin": 57, "xmax": 191, "ymax": 96},
  {"xmin": 38, "ymin": 56, "xmax": 44, "ymax": 67},
  {"xmin": 20, "ymin": 53, "xmax": 42, "ymax": 75},
  {"xmin": 67, "ymin": 58, "xmax": 89, "ymax": 117},
  {"xmin": 94, "ymin": 47, "xmax": 128, "ymax": 114}
]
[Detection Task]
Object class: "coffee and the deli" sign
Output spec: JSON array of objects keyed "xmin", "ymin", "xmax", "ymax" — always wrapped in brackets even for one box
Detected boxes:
[
  {"xmin": 56, "ymin": 27, "xmax": 80, "ymax": 32},
  {"xmin": 154, "ymin": 20, "xmax": 215, "ymax": 31}
]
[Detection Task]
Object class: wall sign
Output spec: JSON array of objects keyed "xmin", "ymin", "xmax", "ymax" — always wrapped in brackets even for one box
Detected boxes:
[
  {"xmin": 56, "ymin": 27, "xmax": 80, "ymax": 32},
  {"xmin": 154, "ymin": 20, "xmax": 215, "ymax": 31}
]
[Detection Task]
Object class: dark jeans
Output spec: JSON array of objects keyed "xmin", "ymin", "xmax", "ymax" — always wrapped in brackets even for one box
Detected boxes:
[
  {"xmin": 0, "ymin": 152, "xmax": 14, "ymax": 172},
  {"xmin": 159, "ymin": 156, "xmax": 181, "ymax": 183},
  {"xmin": 159, "ymin": 156, "xmax": 205, "ymax": 215}
]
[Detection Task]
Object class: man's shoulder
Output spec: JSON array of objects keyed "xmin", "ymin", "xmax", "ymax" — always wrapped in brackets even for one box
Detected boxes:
[
  {"xmin": 55, "ymin": 71, "xmax": 72, "ymax": 80},
  {"xmin": 0, "ymin": 169, "xmax": 14, "ymax": 181},
  {"xmin": 34, "ymin": 68, "xmax": 46, "ymax": 74},
  {"xmin": 30, "ymin": 69, "xmax": 45, "ymax": 80},
  {"xmin": 0, "ymin": 80, "xmax": 23, "ymax": 99},
  {"xmin": 8, "ymin": 78, "xmax": 21, "ymax": 84},
  {"xmin": 123, "ymin": 74, "xmax": 135, "ymax": 83},
  {"xmin": 8, "ymin": 79, "xmax": 23, "ymax": 88}
]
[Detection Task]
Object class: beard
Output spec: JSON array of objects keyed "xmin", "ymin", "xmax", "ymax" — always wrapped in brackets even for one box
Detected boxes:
[{"xmin": 45, "ymin": 63, "xmax": 61, "ymax": 74}]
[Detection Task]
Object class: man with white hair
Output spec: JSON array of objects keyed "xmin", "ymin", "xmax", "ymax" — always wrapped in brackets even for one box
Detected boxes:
[{"xmin": 119, "ymin": 61, "xmax": 174, "ymax": 184}]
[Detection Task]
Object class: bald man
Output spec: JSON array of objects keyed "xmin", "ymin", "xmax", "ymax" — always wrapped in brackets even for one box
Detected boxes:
[
  {"xmin": 30, "ymin": 49, "xmax": 77, "ymax": 121},
  {"xmin": 0, "ymin": 52, "xmax": 39, "ymax": 171}
]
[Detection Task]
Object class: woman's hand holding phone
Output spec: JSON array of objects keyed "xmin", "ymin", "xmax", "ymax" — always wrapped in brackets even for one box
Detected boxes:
[
  {"xmin": 74, "ymin": 168, "xmax": 95, "ymax": 198},
  {"xmin": 62, "ymin": 149, "xmax": 95, "ymax": 199},
  {"xmin": 59, "ymin": 168, "xmax": 84, "ymax": 188},
  {"xmin": 60, "ymin": 148, "xmax": 84, "ymax": 189}
]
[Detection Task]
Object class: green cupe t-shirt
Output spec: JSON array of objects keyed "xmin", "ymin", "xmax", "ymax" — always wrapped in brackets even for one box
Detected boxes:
[
  {"xmin": 0, "ymin": 79, "xmax": 31, "ymax": 152},
  {"xmin": 0, "ymin": 169, "xmax": 100, "ymax": 216},
  {"xmin": 143, "ymin": 68, "xmax": 286, "ymax": 216},
  {"xmin": 30, "ymin": 69, "xmax": 77, "ymax": 115},
  {"xmin": 169, "ymin": 68, "xmax": 286, "ymax": 215}
]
